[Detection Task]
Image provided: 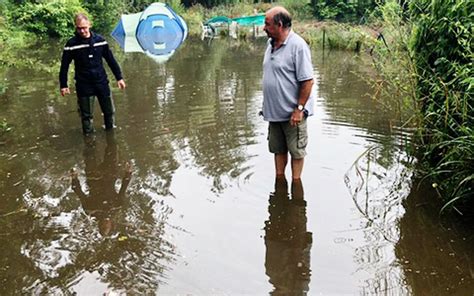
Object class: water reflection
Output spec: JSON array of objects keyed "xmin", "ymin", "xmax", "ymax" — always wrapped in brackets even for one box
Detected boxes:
[
  {"xmin": 121, "ymin": 39, "xmax": 262, "ymax": 194},
  {"xmin": 344, "ymin": 146, "xmax": 413, "ymax": 295},
  {"xmin": 396, "ymin": 181, "xmax": 474, "ymax": 294},
  {"xmin": 265, "ymin": 177, "xmax": 312, "ymax": 295},
  {"xmin": 0, "ymin": 133, "xmax": 178, "ymax": 294},
  {"xmin": 60, "ymin": 133, "xmax": 176, "ymax": 294},
  {"xmin": 3, "ymin": 38, "xmax": 473, "ymax": 294},
  {"xmin": 71, "ymin": 132, "xmax": 131, "ymax": 237}
]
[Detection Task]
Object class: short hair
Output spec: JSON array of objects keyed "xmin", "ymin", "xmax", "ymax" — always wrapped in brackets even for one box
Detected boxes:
[
  {"xmin": 75, "ymin": 13, "xmax": 90, "ymax": 24},
  {"xmin": 273, "ymin": 11, "xmax": 292, "ymax": 28}
]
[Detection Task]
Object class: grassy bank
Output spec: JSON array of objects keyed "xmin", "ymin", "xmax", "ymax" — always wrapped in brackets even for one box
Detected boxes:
[{"xmin": 369, "ymin": 0, "xmax": 473, "ymax": 216}]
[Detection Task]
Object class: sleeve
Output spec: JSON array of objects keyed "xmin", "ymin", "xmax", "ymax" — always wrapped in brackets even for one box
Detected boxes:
[
  {"xmin": 294, "ymin": 42, "xmax": 314, "ymax": 82},
  {"xmin": 59, "ymin": 45, "xmax": 73, "ymax": 88},
  {"xmin": 102, "ymin": 42, "xmax": 123, "ymax": 81}
]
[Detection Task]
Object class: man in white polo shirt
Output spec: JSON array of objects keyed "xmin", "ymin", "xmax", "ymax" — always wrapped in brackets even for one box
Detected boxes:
[{"xmin": 262, "ymin": 6, "xmax": 315, "ymax": 180}]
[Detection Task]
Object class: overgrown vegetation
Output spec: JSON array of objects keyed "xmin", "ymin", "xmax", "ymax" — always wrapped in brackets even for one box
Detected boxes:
[
  {"xmin": 311, "ymin": 0, "xmax": 381, "ymax": 22},
  {"xmin": 409, "ymin": 0, "xmax": 473, "ymax": 213},
  {"xmin": 370, "ymin": 0, "xmax": 472, "ymax": 214},
  {"xmin": 368, "ymin": 0, "xmax": 417, "ymax": 121},
  {"xmin": 7, "ymin": 0, "xmax": 85, "ymax": 38}
]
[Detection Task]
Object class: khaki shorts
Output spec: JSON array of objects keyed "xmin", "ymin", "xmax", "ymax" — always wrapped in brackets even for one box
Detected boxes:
[{"xmin": 268, "ymin": 119, "xmax": 308, "ymax": 159}]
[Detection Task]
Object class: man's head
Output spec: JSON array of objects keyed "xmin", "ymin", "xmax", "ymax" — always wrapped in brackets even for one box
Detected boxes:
[
  {"xmin": 75, "ymin": 13, "xmax": 91, "ymax": 39},
  {"xmin": 264, "ymin": 6, "xmax": 292, "ymax": 40}
]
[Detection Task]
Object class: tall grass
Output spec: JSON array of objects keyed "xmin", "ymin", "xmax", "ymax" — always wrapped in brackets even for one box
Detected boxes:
[
  {"xmin": 370, "ymin": 0, "xmax": 473, "ymax": 214},
  {"xmin": 409, "ymin": 0, "xmax": 473, "ymax": 214},
  {"xmin": 368, "ymin": 0, "xmax": 418, "ymax": 123}
]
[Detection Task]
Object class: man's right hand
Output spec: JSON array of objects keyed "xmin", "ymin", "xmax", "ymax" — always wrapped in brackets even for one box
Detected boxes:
[{"xmin": 60, "ymin": 88, "xmax": 70, "ymax": 96}]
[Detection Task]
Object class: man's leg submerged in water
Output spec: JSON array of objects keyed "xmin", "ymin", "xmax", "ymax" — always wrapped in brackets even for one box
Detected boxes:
[
  {"xmin": 77, "ymin": 96, "xmax": 95, "ymax": 134},
  {"xmin": 98, "ymin": 94, "xmax": 115, "ymax": 130}
]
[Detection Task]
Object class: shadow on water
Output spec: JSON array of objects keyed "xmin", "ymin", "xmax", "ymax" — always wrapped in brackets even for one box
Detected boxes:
[{"xmin": 264, "ymin": 177, "xmax": 312, "ymax": 295}]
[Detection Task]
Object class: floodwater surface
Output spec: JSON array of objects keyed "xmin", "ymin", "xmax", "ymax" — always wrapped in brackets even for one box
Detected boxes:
[{"xmin": 0, "ymin": 38, "xmax": 472, "ymax": 295}]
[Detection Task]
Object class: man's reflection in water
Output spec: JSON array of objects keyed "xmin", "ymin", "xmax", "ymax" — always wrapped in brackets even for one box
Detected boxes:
[
  {"xmin": 71, "ymin": 132, "xmax": 132, "ymax": 237},
  {"xmin": 265, "ymin": 177, "xmax": 312, "ymax": 295}
]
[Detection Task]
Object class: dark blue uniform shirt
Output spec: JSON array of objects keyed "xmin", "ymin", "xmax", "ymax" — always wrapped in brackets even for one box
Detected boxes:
[{"xmin": 59, "ymin": 32, "xmax": 123, "ymax": 98}]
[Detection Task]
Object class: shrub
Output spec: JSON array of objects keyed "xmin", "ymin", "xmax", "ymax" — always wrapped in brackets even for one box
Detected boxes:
[
  {"xmin": 10, "ymin": 0, "xmax": 86, "ymax": 38},
  {"xmin": 82, "ymin": 0, "xmax": 127, "ymax": 34},
  {"xmin": 181, "ymin": 4, "xmax": 205, "ymax": 37}
]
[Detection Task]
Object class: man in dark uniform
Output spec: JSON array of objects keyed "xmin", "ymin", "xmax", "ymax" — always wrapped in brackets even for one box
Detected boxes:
[{"xmin": 60, "ymin": 13, "xmax": 126, "ymax": 134}]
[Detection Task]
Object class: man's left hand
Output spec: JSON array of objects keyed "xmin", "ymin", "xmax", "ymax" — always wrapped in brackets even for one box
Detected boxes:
[
  {"xmin": 290, "ymin": 109, "xmax": 304, "ymax": 126},
  {"xmin": 117, "ymin": 79, "xmax": 126, "ymax": 90}
]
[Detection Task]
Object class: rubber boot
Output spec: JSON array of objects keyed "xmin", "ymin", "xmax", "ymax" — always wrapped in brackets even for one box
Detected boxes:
[
  {"xmin": 98, "ymin": 95, "xmax": 115, "ymax": 130},
  {"xmin": 77, "ymin": 96, "xmax": 95, "ymax": 134}
]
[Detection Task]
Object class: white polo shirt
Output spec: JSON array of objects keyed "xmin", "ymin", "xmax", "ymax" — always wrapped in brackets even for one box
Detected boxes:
[{"xmin": 262, "ymin": 31, "xmax": 315, "ymax": 122}]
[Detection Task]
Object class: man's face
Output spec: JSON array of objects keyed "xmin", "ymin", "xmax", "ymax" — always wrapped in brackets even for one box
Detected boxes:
[
  {"xmin": 263, "ymin": 13, "xmax": 279, "ymax": 39},
  {"xmin": 76, "ymin": 18, "xmax": 91, "ymax": 39}
]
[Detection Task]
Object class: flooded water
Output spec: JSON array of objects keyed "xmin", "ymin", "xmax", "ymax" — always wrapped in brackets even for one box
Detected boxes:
[{"xmin": 0, "ymin": 38, "xmax": 472, "ymax": 295}]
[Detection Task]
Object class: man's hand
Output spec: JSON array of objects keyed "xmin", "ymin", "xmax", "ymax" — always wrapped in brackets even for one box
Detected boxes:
[
  {"xmin": 290, "ymin": 109, "xmax": 304, "ymax": 126},
  {"xmin": 60, "ymin": 88, "xmax": 70, "ymax": 97},
  {"xmin": 117, "ymin": 79, "xmax": 126, "ymax": 90}
]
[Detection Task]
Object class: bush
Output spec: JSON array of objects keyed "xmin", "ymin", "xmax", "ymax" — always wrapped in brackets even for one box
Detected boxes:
[
  {"xmin": 10, "ymin": 0, "xmax": 86, "ymax": 38},
  {"xmin": 82, "ymin": 0, "xmax": 126, "ymax": 34},
  {"xmin": 310, "ymin": 0, "xmax": 378, "ymax": 23},
  {"xmin": 280, "ymin": 0, "xmax": 313, "ymax": 20},
  {"xmin": 181, "ymin": 4, "xmax": 205, "ymax": 37},
  {"xmin": 166, "ymin": 0, "xmax": 186, "ymax": 16}
]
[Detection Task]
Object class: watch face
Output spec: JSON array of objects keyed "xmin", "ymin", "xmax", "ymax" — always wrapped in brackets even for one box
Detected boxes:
[{"xmin": 298, "ymin": 105, "xmax": 304, "ymax": 111}]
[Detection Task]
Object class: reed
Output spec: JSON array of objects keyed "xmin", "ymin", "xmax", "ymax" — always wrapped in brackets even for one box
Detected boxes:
[
  {"xmin": 409, "ymin": 0, "xmax": 473, "ymax": 213},
  {"xmin": 370, "ymin": 0, "xmax": 473, "ymax": 213}
]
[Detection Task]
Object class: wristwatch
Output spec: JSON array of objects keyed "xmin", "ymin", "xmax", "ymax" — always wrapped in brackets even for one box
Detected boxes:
[{"xmin": 297, "ymin": 104, "xmax": 304, "ymax": 111}]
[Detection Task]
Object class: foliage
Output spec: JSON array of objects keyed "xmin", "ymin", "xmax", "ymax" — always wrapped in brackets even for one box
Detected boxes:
[
  {"xmin": 0, "ymin": 81, "xmax": 6, "ymax": 96},
  {"xmin": 370, "ymin": 0, "xmax": 473, "ymax": 213},
  {"xmin": 277, "ymin": 0, "xmax": 313, "ymax": 20},
  {"xmin": 8, "ymin": 0, "xmax": 85, "ymax": 38},
  {"xmin": 166, "ymin": 0, "xmax": 186, "ymax": 15},
  {"xmin": 298, "ymin": 22, "xmax": 376, "ymax": 52},
  {"xmin": 408, "ymin": 0, "xmax": 473, "ymax": 212},
  {"xmin": 181, "ymin": 4, "xmax": 205, "ymax": 36},
  {"xmin": 368, "ymin": 0, "xmax": 417, "ymax": 120},
  {"xmin": 310, "ymin": 0, "xmax": 380, "ymax": 23},
  {"xmin": 82, "ymin": 0, "xmax": 126, "ymax": 34},
  {"xmin": 182, "ymin": 0, "xmax": 254, "ymax": 9},
  {"xmin": 0, "ymin": 11, "xmax": 38, "ymax": 67},
  {"xmin": 207, "ymin": 1, "xmax": 257, "ymax": 18}
]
